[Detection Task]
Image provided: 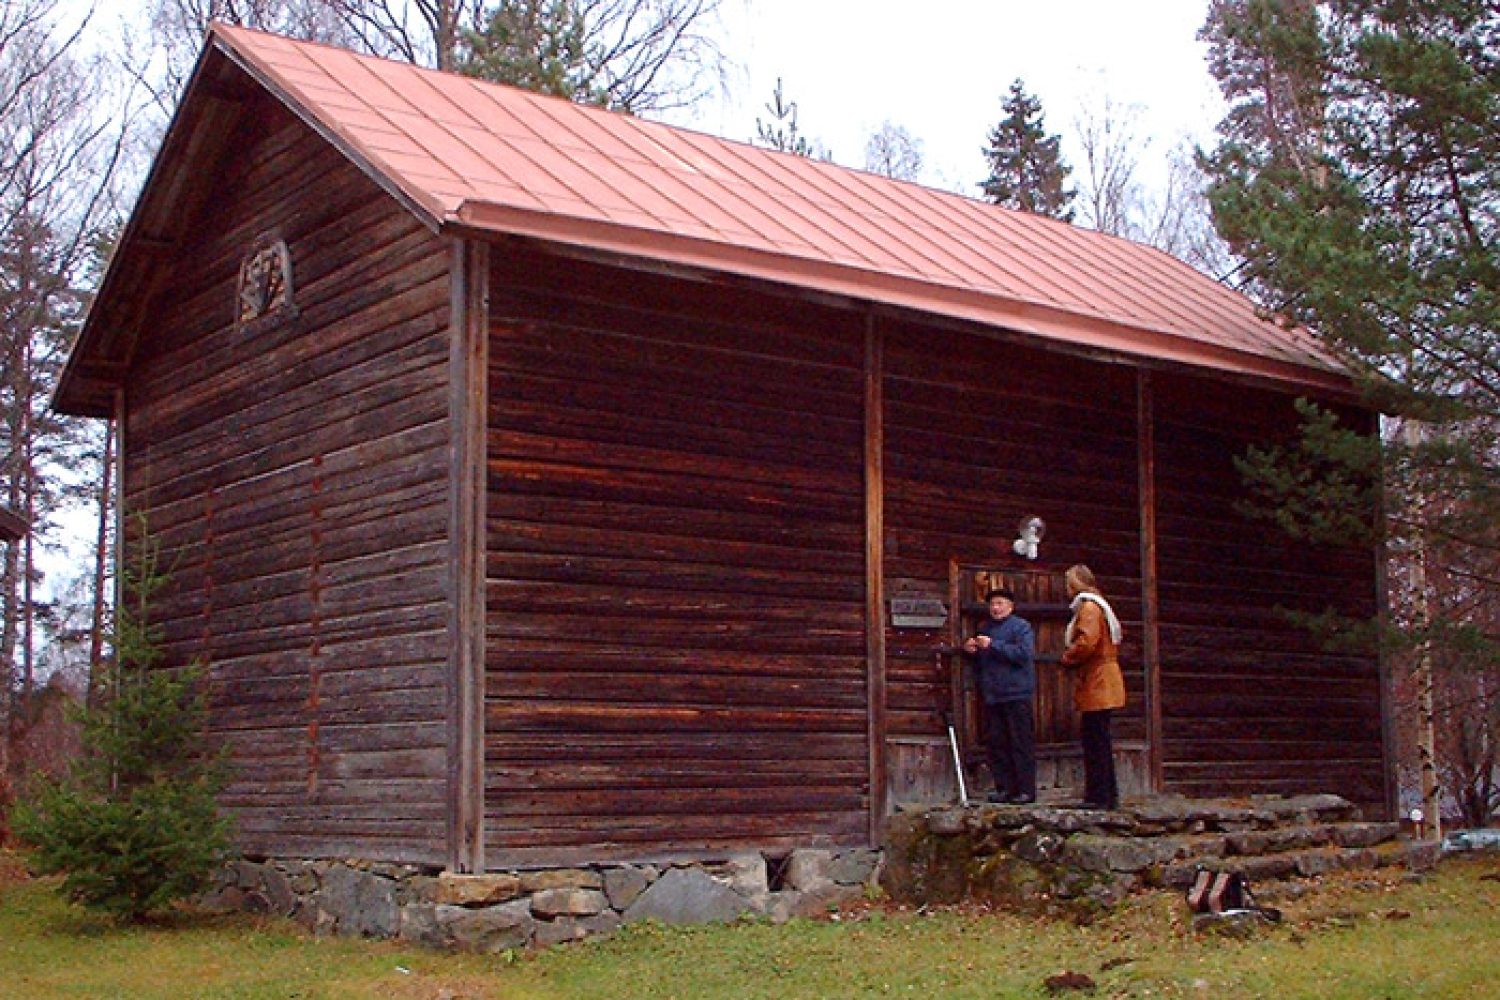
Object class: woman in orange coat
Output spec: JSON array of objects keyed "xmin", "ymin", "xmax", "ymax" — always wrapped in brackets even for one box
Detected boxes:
[{"xmin": 1060, "ymin": 564, "xmax": 1126, "ymax": 809}]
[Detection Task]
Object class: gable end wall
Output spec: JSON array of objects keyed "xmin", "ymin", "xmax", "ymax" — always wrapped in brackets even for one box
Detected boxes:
[{"xmin": 122, "ymin": 95, "xmax": 454, "ymax": 864}]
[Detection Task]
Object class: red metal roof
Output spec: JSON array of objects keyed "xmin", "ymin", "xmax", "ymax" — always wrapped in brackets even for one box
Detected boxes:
[{"xmin": 143, "ymin": 25, "xmax": 1356, "ymax": 394}]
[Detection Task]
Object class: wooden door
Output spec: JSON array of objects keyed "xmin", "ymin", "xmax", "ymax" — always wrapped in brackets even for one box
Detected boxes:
[{"xmin": 949, "ymin": 564, "xmax": 1075, "ymax": 784}]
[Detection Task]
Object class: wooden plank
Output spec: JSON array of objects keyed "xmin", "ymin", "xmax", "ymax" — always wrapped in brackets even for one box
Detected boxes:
[
  {"xmin": 1137, "ymin": 371, "xmax": 1163, "ymax": 792},
  {"xmin": 449, "ymin": 237, "xmax": 488, "ymax": 873},
  {"xmin": 864, "ymin": 314, "xmax": 887, "ymax": 842}
]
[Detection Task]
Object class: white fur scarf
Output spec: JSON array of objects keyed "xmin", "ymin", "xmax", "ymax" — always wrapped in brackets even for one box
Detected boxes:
[{"xmin": 1066, "ymin": 592, "xmax": 1124, "ymax": 645}]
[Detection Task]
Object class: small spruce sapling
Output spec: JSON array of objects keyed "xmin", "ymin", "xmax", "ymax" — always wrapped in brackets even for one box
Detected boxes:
[{"xmin": 12, "ymin": 526, "xmax": 231, "ymax": 920}]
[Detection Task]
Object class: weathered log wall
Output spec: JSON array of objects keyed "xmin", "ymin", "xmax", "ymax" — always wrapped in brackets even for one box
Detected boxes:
[
  {"xmin": 880, "ymin": 319, "xmax": 1148, "ymax": 751},
  {"xmin": 1152, "ymin": 374, "xmax": 1384, "ymax": 810},
  {"xmin": 124, "ymin": 95, "xmax": 453, "ymax": 863},
  {"xmin": 483, "ymin": 250, "xmax": 870, "ymax": 866}
]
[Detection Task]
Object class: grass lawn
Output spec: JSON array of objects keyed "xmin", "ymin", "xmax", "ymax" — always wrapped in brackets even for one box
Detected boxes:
[{"xmin": 2, "ymin": 850, "xmax": 1497, "ymax": 999}]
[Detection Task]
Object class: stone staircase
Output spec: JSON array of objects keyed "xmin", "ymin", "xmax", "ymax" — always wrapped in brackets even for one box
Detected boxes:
[{"xmin": 881, "ymin": 793, "xmax": 1440, "ymax": 913}]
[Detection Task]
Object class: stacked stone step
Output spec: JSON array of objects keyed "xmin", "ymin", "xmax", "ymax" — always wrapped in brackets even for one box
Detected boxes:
[
  {"xmin": 1133, "ymin": 794, "xmax": 1416, "ymax": 890},
  {"xmin": 883, "ymin": 793, "xmax": 1436, "ymax": 912}
]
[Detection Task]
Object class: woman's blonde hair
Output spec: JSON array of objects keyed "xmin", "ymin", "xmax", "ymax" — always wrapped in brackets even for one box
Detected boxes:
[{"xmin": 1065, "ymin": 564, "xmax": 1100, "ymax": 596}]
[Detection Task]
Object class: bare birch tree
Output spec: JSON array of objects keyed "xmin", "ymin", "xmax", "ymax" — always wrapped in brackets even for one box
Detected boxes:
[
  {"xmin": 864, "ymin": 121, "xmax": 923, "ymax": 182},
  {"xmin": 1072, "ymin": 94, "xmax": 1232, "ymax": 279},
  {"xmin": 2, "ymin": 0, "xmax": 132, "ymax": 791}
]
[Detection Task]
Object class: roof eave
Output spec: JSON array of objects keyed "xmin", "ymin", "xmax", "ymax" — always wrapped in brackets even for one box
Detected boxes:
[
  {"xmin": 450, "ymin": 199, "xmax": 1358, "ymax": 399},
  {"xmin": 54, "ymin": 39, "xmax": 250, "ymax": 417},
  {"xmin": 54, "ymin": 22, "xmax": 449, "ymax": 418}
]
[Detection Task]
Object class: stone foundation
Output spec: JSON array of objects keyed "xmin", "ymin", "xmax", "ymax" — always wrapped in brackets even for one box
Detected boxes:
[
  {"xmin": 204, "ymin": 847, "xmax": 883, "ymax": 951},
  {"xmin": 881, "ymin": 793, "xmax": 1431, "ymax": 917}
]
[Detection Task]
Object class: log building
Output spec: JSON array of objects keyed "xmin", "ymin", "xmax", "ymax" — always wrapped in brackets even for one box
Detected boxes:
[{"xmin": 56, "ymin": 25, "xmax": 1390, "ymax": 873}]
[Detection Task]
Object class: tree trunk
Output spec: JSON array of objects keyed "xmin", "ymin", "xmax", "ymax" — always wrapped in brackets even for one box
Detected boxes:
[
  {"xmin": 1404, "ymin": 421, "xmax": 1442, "ymax": 841},
  {"xmin": 87, "ymin": 418, "xmax": 114, "ymax": 707}
]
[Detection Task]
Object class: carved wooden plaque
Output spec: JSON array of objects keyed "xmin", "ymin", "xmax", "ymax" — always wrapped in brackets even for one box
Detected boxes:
[{"xmin": 237, "ymin": 238, "xmax": 293, "ymax": 325}]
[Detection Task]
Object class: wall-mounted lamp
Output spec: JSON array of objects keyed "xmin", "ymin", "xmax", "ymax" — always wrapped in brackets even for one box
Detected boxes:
[{"xmin": 1012, "ymin": 516, "xmax": 1046, "ymax": 560}]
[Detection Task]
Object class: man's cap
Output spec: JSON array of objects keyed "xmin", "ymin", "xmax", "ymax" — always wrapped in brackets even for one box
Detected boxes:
[{"xmin": 985, "ymin": 587, "xmax": 1016, "ymax": 602}]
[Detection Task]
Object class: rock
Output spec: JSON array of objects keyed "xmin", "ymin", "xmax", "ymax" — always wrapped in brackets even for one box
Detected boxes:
[
  {"xmin": 446, "ymin": 900, "xmax": 535, "ymax": 953},
  {"xmin": 534, "ymin": 917, "xmax": 588, "ymax": 947},
  {"xmin": 231, "ymin": 859, "xmax": 265, "ymax": 889},
  {"xmin": 1024, "ymin": 807, "xmax": 1114, "ymax": 833},
  {"xmin": 1160, "ymin": 862, "xmax": 1206, "ymax": 889},
  {"xmin": 398, "ymin": 903, "xmax": 464, "ymax": 947},
  {"xmin": 828, "ymin": 849, "xmax": 881, "ymax": 886},
  {"xmin": 1062, "ymin": 835, "xmax": 1180, "ymax": 873},
  {"xmin": 927, "ymin": 808, "xmax": 968, "ymax": 836},
  {"xmin": 319, "ymin": 865, "xmax": 398, "ymax": 938},
  {"xmin": 1129, "ymin": 797, "xmax": 1217, "ymax": 828},
  {"xmin": 282, "ymin": 862, "xmax": 319, "ymax": 895},
  {"xmin": 622, "ymin": 866, "xmax": 751, "ymax": 925},
  {"xmin": 530, "ymin": 888, "xmax": 610, "ymax": 918},
  {"xmin": 433, "ymin": 873, "xmax": 523, "ymax": 906},
  {"xmin": 1192, "ymin": 909, "xmax": 1275, "ymax": 938},
  {"xmin": 1013, "ymin": 830, "xmax": 1067, "ymax": 865},
  {"xmin": 762, "ymin": 891, "xmax": 802, "ymax": 924},
  {"xmin": 604, "ymin": 866, "xmax": 653, "ymax": 910},
  {"xmin": 721, "ymin": 853, "xmax": 769, "ymax": 897},
  {"xmin": 784, "ymin": 849, "xmax": 834, "ymax": 891},
  {"xmin": 197, "ymin": 885, "xmax": 247, "ymax": 913},
  {"xmin": 1175, "ymin": 834, "xmax": 1229, "ymax": 860},
  {"xmin": 520, "ymin": 869, "xmax": 603, "ymax": 893},
  {"xmin": 1252, "ymin": 793, "xmax": 1353, "ymax": 822},
  {"xmin": 260, "ymin": 864, "xmax": 297, "ymax": 916},
  {"xmin": 1332, "ymin": 822, "xmax": 1399, "ymax": 849},
  {"xmin": 1294, "ymin": 847, "xmax": 1377, "ymax": 877},
  {"xmin": 1401, "ymin": 841, "xmax": 1442, "ymax": 871},
  {"xmin": 786, "ymin": 880, "xmax": 862, "ymax": 918},
  {"xmin": 581, "ymin": 910, "xmax": 622, "ymax": 937},
  {"xmin": 1232, "ymin": 853, "xmax": 1299, "ymax": 881}
]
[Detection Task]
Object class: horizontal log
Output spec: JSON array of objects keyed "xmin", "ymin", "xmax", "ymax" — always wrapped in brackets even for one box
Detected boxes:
[
  {"xmin": 485, "ymin": 644, "xmax": 859, "ymax": 678},
  {"xmin": 484, "ymin": 613, "xmax": 858, "ymax": 652},
  {"xmin": 486, "ymin": 701, "xmax": 867, "ymax": 734},
  {"xmin": 487, "ymin": 786, "xmax": 866, "ymax": 819},
  {"xmin": 485, "ymin": 760, "xmax": 867, "ymax": 790},
  {"xmin": 487, "ymin": 671, "xmax": 866, "ymax": 710},
  {"xmin": 484, "ymin": 731, "xmax": 864, "ymax": 760}
]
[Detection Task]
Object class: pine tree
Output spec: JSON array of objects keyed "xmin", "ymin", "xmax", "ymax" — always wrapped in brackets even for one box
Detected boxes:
[
  {"xmin": 980, "ymin": 79, "xmax": 1076, "ymax": 220},
  {"xmin": 11, "ymin": 529, "xmax": 231, "ymax": 920},
  {"xmin": 1202, "ymin": 0, "xmax": 1500, "ymax": 829},
  {"xmin": 458, "ymin": 0, "xmax": 603, "ymax": 103}
]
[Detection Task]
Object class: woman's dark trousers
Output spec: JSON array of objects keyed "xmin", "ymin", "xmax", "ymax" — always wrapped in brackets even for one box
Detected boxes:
[{"xmin": 1081, "ymin": 709, "xmax": 1117, "ymax": 808}]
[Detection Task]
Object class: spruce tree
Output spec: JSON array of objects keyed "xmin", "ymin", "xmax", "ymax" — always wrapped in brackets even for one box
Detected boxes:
[
  {"xmin": 754, "ymin": 77, "xmax": 825, "ymax": 158},
  {"xmin": 11, "ymin": 529, "xmax": 231, "ymax": 920},
  {"xmin": 980, "ymin": 79, "xmax": 1076, "ymax": 220}
]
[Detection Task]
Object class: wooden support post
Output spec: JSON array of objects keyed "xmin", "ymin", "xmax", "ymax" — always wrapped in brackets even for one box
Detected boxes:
[
  {"xmin": 447, "ymin": 238, "xmax": 489, "ymax": 873},
  {"xmin": 1137, "ymin": 371, "xmax": 1163, "ymax": 793},
  {"xmin": 864, "ymin": 312, "xmax": 888, "ymax": 842}
]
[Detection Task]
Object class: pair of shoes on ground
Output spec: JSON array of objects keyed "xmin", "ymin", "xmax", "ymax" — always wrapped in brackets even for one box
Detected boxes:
[{"xmin": 986, "ymin": 791, "xmax": 1036, "ymax": 805}]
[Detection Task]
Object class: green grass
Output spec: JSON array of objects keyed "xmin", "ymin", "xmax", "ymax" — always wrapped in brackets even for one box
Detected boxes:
[{"xmin": 2, "ymin": 851, "xmax": 1498, "ymax": 998}]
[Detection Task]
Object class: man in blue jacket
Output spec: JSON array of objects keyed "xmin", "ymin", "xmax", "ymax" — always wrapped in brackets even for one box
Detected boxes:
[{"xmin": 963, "ymin": 587, "xmax": 1036, "ymax": 804}]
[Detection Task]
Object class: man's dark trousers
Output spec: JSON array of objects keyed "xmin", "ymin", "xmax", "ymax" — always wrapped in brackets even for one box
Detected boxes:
[{"xmin": 984, "ymin": 698, "xmax": 1035, "ymax": 800}]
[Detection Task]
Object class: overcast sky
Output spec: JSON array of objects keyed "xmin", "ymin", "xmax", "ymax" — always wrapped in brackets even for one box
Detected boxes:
[{"xmin": 674, "ymin": 0, "xmax": 1227, "ymax": 196}]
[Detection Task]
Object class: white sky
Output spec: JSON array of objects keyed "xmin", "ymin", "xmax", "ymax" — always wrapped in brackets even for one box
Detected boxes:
[{"xmin": 674, "ymin": 0, "xmax": 1227, "ymax": 195}]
